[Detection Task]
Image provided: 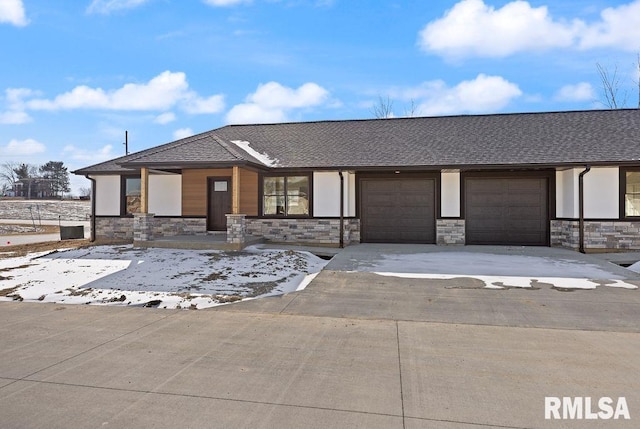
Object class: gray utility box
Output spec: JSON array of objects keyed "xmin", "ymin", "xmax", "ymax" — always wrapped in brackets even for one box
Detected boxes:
[{"xmin": 60, "ymin": 225, "xmax": 85, "ymax": 240}]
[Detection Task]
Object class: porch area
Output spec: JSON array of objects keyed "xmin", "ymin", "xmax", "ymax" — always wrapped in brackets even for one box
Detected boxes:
[{"xmin": 134, "ymin": 232, "xmax": 264, "ymax": 251}]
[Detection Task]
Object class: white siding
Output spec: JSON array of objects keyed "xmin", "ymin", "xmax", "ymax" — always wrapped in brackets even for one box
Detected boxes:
[
  {"xmin": 440, "ymin": 171, "xmax": 461, "ymax": 217},
  {"xmin": 556, "ymin": 169, "xmax": 578, "ymax": 218},
  {"xmin": 584, "ymin": 167, "xmax": 618, "ymax": 219},
  {"xmin": 556, "ymin": 167, "xmax": 619, "ymax": 219},
  {"xmin": 93, "ymin": 175, "xmax": 121, "ymax": 216},
  {"xmin": 346, "ymin": 172, "xmax": 356, "ymax": 217},
  {"xmin": 312, "ymin": 171, "xmax": 355, "ymax": 217},
  {"xmin": 149, "ymin": 174, "xmax": 182, "ymax": 216}
]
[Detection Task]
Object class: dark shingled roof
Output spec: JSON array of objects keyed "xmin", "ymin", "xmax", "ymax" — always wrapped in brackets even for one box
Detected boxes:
[{"xmin": 74, "ymin": 109, "xmax": 640, "ymax": 174}]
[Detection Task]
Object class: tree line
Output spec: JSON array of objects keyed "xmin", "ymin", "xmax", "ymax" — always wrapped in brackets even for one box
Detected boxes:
[{"xmin": 0, "ymin": 161, "xmax": 72, "ymax": 199}]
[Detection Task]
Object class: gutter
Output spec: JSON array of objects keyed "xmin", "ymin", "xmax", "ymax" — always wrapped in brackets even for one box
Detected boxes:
[
  {"xmin": 338, "ymin": 171, "xmax": 344, "ymax": 248},
  {"xmin": 578, "ymin": 165, "xmax": 591, "ymax": 253},
  {"xmin": 85, "ymin": 175, "xmax": 97, "ymax": 242}
]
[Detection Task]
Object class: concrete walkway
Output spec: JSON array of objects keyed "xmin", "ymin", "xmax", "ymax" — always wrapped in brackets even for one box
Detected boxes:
[{"xmin": 1, "ymin": 245, "xmax": 638, "ymax": 428}]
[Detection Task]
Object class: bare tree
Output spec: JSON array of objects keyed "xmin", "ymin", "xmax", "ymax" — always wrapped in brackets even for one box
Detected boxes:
[
  {"xmin": 371, "ymin": 95, "xmax": 395, "ymax": 119},
  {"xmin": 596, "ymin": 62, "xmax": 628, "ymax": 109},
  {"xmin": 79, "ymin": 187, "xmax": 92, "ymax": 198},
  {"xmin": 0, "ymin": 162, "xmax": 19, "ymax": 194},
  {"xmin": 404, "ymin": 99, "xmax": 419, "ymax": 117}
]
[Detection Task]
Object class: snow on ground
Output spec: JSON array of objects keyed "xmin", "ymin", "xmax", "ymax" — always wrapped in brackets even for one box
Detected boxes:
[
  {"xmin": 0, "ymin": 200, "xmax": 91, "ymax": 221},
  {"xmin": 370, "ymin": 252, "xmax": 639, "ymax": 290},
  {"xmin": 0, "ymin": 245, "xmax": 327, "ymax": 309}
]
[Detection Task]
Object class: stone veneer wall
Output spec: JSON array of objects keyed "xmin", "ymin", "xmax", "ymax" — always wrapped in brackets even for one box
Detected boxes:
[
  {"xmin": 96, "ymin": 216, "xmax": 207, "ymax": 241},
  {"xmin": 95, "ymin": 217, "xmax": 134, "ymax": 240},
  {"xmin": 151, "ymin": 217, "xmax": 207, "ymax": 237},
  {"xmin": 436, "ymin": 219, "xmax": 465, "ymax": 245},
  {"xmin": 551, "ymin": 220, "xmax": 640, "ymax": 251},
  {"xmin": 246, "ymin": 218, "xmax": 360, "ymax": 245}
]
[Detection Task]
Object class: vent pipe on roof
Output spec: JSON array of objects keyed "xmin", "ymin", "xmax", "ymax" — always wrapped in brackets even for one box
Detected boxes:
[{"xmin": 578, "ymin": 165, "xmax": 591, "ymax": 253}]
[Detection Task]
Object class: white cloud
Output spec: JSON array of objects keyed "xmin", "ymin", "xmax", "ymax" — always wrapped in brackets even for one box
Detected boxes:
[
  {"xmin": 154, "ymin": 112, "xmax": 176, "ymax": 124},
  {"xmin": 23, "ymin": 71, "xmax": 225, "ymax": 116},
  {"xmin": 554, "ymin": 82, "xmax": 595, "ymax": 102},
  {"xmin": 1, "ymin": 88, "xmax": 35, "ymax": 124},
  {"xmin": 226, "ymin": 103, "xmax": 288, "ymax": 124},
  {"xmin": 182, "ymin": 94, "xmax": 225, "ymax": 114},
  {"xmin": 3, "ymin": 138, "xmax": 46, "ymax": 155},
  {"xmin": 418, "ymin": 0, "xmax": 640, "ymax": 59},
  {"xmin": 387, "ymin": 74, "xmax": 521, "ymax": 116},
  {"xmin": 579, "ymin": 1, "xmax": 640, "ymax": 51},
  {"xmin": 0, "ymin": 110, "xmax": 31, "ymax": 124},
  {"xmin": 225, "ymin": 81, "xmax": 329, "ymax": 124},
  {"xmin": 62, "ymin": 144, "xmax": 114, "ymax": 162},
  {"xmin": 0, "ymin": 0, "xmax": 28, "ymax": 26},
  {"xmin": 86, "ymin": 0, "xmax": 149, "ymax": 15},
  {"xmin": 418, "ymin": 0, "xmax": 578, "ymax": 58},
  {"xmin": 203, "ymin": 0, "xmax": 251, "ymax": 6},
  {"xmin": 173, "ymin": 128, "xmax": 194, "ymax": 140}
]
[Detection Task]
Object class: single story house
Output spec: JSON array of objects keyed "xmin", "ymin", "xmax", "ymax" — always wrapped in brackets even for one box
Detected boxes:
[{"xmin": 73, "ymin": 109, "xmax": 640, "ymax": 252}]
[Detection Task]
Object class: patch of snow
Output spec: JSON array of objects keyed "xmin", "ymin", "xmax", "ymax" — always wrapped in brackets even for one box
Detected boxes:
[
  {"xmin": 0, "ymin": 245, "xmax": 327, "ymax": 309},
  {"xmin": 373, "ymin": 272, "xmax": 638, "ymax": 290},
  {"xmin": 230, "ymin": 140, "xmax": 278, "ymax": 167},
  {"xmin": 366, "ymin": 252, "xmax": 628, "ymax": 279}
]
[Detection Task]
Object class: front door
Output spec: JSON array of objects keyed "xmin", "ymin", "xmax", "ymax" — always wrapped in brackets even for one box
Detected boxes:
[{"xmin": 207, "ymin": 177, "xmax": 232, "ymax": 231}]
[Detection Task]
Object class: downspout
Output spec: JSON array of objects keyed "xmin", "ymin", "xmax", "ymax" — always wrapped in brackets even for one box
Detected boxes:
[
  {"xmin": 578, "ymin": 165, "xmax": 591, "ymax": 253},
  {"xmin": 85, "ymin": 175, "xmax": 96, "ymax": 242},
  {"xmin": 338, "ymin": 171, "xmax": 344, "ymax": 248}
]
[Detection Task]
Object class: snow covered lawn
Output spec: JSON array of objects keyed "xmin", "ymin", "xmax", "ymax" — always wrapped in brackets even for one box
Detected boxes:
[{"xmin": 0, "ymin": 245, "xmax": 328, "ymax": 309}]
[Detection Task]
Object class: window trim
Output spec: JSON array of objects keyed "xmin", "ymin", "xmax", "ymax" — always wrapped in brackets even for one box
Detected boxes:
[
  {"xmin": 259, "ymin": 173, "xmax": 313, "ymax": 218},
  {"xmin": 120, "ymin": 175, "xmax": 142, "ymax": 216},
  {"xmin": 620, "ymin": 167, "xmax": 640, "ymax": 219}
]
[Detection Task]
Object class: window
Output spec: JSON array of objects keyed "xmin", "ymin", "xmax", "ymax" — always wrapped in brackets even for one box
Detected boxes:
[
  {"xmin": 122, "ymin": 176, "xmax": 141, "ymax": 215},
  {"xmin": 624, "ymin": 171, "xmax": 640, "ymax": 217},
  {"xmin": 263, "ymin": 175, "xmax": 310, "ymax": 216}
]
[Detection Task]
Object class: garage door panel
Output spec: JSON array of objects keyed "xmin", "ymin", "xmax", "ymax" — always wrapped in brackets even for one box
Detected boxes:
[
  {"xmin": 361, "ymin": 178, "xmax": 435, "ymax": 244},
  {"xmin": 466, "ymin": 177, "xmax": 549, "ymax": 246}
]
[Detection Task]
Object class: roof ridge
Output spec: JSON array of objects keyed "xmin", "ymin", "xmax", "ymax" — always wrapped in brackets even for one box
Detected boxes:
[
  {"xmin": 210, "ymin": 134, "xmax": 245, "ymax": 161},
  {"xmin": 217, "ymin": 108, "xmax": 639, "ymax": 129}
]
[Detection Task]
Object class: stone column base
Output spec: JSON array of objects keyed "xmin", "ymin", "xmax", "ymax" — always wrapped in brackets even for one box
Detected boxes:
[
  {"xmin": 133, "ymin": 213, "xmax": 155, "ymax": 242},
  {"xmin": 226, "ymin": 214, "xmax": 246, "ymax": 244}
]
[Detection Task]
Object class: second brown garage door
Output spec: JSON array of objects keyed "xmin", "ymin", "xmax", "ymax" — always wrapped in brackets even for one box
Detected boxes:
[
  {"xmin": 360, "ymin": 178, "xmax": 435, "ymax": 243},
  {"xmin": 465, "ymin": 176, "xmax": 549, "ymax": 246}
]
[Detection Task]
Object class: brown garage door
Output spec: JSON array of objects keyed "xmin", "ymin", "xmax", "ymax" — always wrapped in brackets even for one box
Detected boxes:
[
  {"xmin": 465, "ymin": 177, "xmax": 549, "ymax": 246},
  {"xmin": 360, "ymin": 178, "xmax": 435, "ymax": 243}
]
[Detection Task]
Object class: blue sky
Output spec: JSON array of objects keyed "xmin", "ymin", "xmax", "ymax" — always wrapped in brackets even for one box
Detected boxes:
[{"xmin": 1, "ymin": 0, "xmax": 640, "ymax": 193}]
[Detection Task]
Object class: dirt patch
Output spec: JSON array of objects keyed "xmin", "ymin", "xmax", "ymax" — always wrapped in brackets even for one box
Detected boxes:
[{"xmin": 0, "ymin": 240, "xmax": 92, "ymax": 259}]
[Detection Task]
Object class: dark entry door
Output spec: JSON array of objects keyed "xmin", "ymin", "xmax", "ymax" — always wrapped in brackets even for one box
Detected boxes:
[
  {"xmin": 360, "ymin": 178, "xmax": 436, "ymax": 243},
  {"xmin": 465, "ymin": 177, "xmax": 549, "ymax": 246},
  {"xmin": 207, "ymin": 177, "xmax": 231, "ymax": 231}
]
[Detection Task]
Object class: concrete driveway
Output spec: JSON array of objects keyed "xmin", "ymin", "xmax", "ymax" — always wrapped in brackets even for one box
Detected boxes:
[
  {"xmin": 224, "ymin": 244, "xmax": 640, "ymax": 332},
  {"xmin": 1, "ymin": 245, "xmax": 639, "ymax": 428}
]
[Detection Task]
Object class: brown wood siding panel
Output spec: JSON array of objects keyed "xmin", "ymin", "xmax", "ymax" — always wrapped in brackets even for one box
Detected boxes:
[
  {"xmin": 465, "ymin": 177, "xmax": 549, "ymax": 245},
  {"xmin": 360, "ymin": 178, "xmax": 436, "ymax": 244},
  {"xmin": 182, "ymin": 168, "xmax": 233, "ymax": 216},
  {"xmin": 239, "ymin": 169, "xmax": 259, "ymax": 216}
]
